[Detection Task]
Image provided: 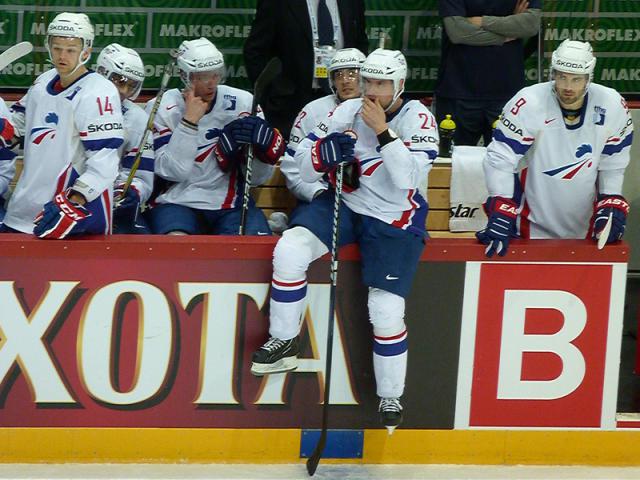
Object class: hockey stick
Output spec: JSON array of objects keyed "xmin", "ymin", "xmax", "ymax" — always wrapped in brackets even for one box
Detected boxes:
[
  {"xmin": 306, "ymin": 160, "xmax": 344, "ymax": 477},
  {"xmin": 597, "ymin": 211, "xmax": 613, "ymax": 250},
  {"xmin": 0, "ymin": 42, "xmax": 33, "ymax": 72},
  {"xmin": 117, "ymin": 49, "xmax": 179, "ymax": 201},
  {"xmin": 238, "ymin": 56, "xmax": 282, "ymax": 235}
]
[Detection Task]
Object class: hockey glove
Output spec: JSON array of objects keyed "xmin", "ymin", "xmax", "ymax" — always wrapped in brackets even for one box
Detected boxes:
[
  {"xmin": 475, "ymin": 196, "xmax": 518, "ymax": 258},
  {"xmin": 0, "ymin": 117, "xmax": 15, "ymax": 149},
  {"xmin": 231, "ymin": 116, "xmax": 284, "ymax": 165},
  {"xmin": 113, "ymin": 184, "xmax": 141, "ymax": 224},
  {"xmin": 591, "ymin": 194, "xmax": 629, "ymax": 245},
  {"xmin": 311, "ymin": 132, "xmax": 356, "ymax": 173},
  {"xmin": 213, "ymin": 119, "xmax": 242, "ymax": 172},
  {"xmin": 33, "ymin": 192, "xmax": 92, "ymax": 239}
]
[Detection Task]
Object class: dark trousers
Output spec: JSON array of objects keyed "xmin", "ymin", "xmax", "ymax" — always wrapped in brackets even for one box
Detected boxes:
[{"xmin": 435, "ymin": 96, "xmax": 506, "ymax": 147}]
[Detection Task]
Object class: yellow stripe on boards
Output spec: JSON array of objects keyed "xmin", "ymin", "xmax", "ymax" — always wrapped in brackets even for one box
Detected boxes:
[{"xmin": 2, "ymin": 428, "xmax": 640, "ymax": 465}]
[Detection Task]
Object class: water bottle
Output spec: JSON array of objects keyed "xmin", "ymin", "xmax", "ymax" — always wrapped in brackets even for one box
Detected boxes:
[{"xmin": 439, "ymin": 114, "xmax": 456, "ymax": 158}]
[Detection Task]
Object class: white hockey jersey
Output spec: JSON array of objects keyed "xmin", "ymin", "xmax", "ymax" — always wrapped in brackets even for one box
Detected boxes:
[
  {"xmin": 5, "ymin": 69, "xmax": 123, "ymax": 233},
  {"xmin": 283, "ymin": 94, "xmax": 337, "ymax": 202},
  {"xmin": 297, "ymin": 98, "xmax": 439, "ymax": 236},
  {"xmin": 153, "ymin": 85, "xmax": 274, "ymax": 210},
  {"xmin": 485, "ymin": 82, "xmax": 633, "ymax": 239},
  {"xmin": 116, "ymin": 99, "xmax": 154, "ymax": 204},
  {"xmin": 0, "ymin": 98, "xmax": 16, "ymax": 198}
]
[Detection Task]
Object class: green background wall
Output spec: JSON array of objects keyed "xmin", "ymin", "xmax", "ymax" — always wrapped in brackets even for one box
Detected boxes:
[{"xmin": 0, "ymin": 1, "xmax": 638, "ymax": 94}]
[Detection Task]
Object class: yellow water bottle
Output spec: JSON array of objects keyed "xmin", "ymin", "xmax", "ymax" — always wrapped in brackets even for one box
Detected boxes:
[{"xmin": 439, "ymin": 114, "xmax": 456, "ymax": 158}]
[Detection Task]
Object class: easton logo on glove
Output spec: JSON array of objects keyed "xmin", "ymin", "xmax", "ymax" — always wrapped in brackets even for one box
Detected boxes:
[{"xmin": 596, "ymin": 196, "xmax": 630, "ymax": 214}]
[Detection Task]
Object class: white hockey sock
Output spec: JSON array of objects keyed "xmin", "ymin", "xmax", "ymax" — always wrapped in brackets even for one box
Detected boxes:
[
  {"xmin": 373, "ymin": 330, "xmax": 408, "ymax": 398},
  {"xmin": 268, "ymin": 227, "xmax": 326, "ymax": 340}
]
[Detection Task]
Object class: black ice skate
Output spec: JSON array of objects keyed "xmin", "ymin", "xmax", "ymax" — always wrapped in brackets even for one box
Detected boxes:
[
  {"xmin": 250, "ymin": 336, "xmax": 299, "ymax": 376},
  {"xmin": 378, "ymin": 397, "xmax": 403, "ymax": 435}
]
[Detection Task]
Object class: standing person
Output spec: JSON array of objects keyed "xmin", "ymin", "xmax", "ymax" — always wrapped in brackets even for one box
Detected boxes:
[
  {"xmin": 96, "ymin": 43, "xmax": 154, "ymax": 234},
  {"xmin": 243, "ymin": 0, "xmax": 368, "ymax": 139},
  {"xmin": 435, "ymin": 0, "xmax": 541, "ymax": 146},
  {"xmin": 282, "ymin": 47, "xmax": 366, "ymax": 203},
  {"xmin": 477, "ymin": 39, "xmax": 634, "ymax": 257},
  {"xmin": 1, "ymin": 12, "xmax": 124, "ymax": 238},
  {"xmin": 250, "ymin": 49, "xmax": 439, "ymax": 432},
  {"xmin": 149, "ymin": 37, "xmax": 283, "ymax": 236},
  {"xmin": 0, "ymin": 101, "xmax": 16, "ymax": 223}
]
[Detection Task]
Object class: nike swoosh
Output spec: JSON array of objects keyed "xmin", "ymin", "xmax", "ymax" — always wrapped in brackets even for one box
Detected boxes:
[
  {"xmin": 544, "ymin": 118, "xmax": 556, "ymax": 124},
  {"xmin": 166, "ymin": 105, "xmax": 178, "ymax": 110},
  {"xmin": 385, "ymin": 274, "xmax": 399, "ymax": 281}
]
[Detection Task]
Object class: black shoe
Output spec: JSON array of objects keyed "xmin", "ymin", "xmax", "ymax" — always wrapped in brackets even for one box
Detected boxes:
[
  {"xmin": 250, "ymin": 336, "xmax": 299, "ymax": 376},
  {"xmin": 379, "ymin": 397, "xmax": 403, "ymax": 434}
]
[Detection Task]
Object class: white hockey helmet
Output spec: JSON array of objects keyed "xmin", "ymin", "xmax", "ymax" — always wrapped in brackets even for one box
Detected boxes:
[
  {"xmin": 360, "ymin": 48, "xmax": 407, "ymax": 110},
  {"xmin": 176, "ymin": 37, "xmax": 225, "ymax": 87},
  {"xmin": 551, "ymin": 39, "xmax": 596, "ymax": 80},
  {"xmin": 46, "ymin": 12, "xmax": 95, "ymax": 66},
  {"xmin": 327, "ymin": 48, "xmax": 365, "ymax": 95},
  {"xmin": 97, "ymin": 43, "xmax": 145, "ymax": 100}
]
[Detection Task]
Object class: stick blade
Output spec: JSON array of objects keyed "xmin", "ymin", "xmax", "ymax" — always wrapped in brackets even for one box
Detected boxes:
[
  {"xmin": 305, "ymin": 432, "xmax": 327, "ymax": 477},
  {"xmin": 597, "ymin": 211, "xmax": 613, "ymax": 250},
  {"xmin": 0, "ymin": 42, "xmax": 34, "ymax": 71},
  {"xmin": 254, "ymin": 57, "xmax": 282, "ymax": 102}
]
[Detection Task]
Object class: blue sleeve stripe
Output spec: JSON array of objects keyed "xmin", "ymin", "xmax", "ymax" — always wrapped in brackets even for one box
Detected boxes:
[
  {"xmin": 11, "ymin": 104, "xmax": 25, "ymax": 113},
  {"xmin": 81, "ymin": 137, "xmax": 123, "ymax": 151},
  {"xmin": 493, "ymin": 128, "xmax": 532, "ymax": 155},
  {"xmin": 0, "ymin": 149, "xmax": 16, "ymax": 161},
  {"xmin": 307, "ymin": 132, "xmax": 319, "ymax": 141},
  {"xmin": 410, "ymin": 148, "xmax": 438, "ymax": 160},
  {"xmin": 603, "ymin": 132, "xmax": 633, "ymax": 156},
  {"xmin": 154, "ymin": 134, "xmax": 171, "ymax": 151},
  {"xmin": 122, "ymin": 156, "xmax": 154, "ymax": 172},
  {"xmin": 286, "ymin": 147, "xmax": 296, "ymax": 157}
]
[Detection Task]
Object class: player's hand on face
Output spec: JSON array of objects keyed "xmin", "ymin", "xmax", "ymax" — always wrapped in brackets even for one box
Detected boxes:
[
  {"xmin": 361, "ymin": 97, "xmax": 387, "ymax": 135},
  {"xmin": 182, "ymin": 88, "xmax": 209, "ymax": 125}
]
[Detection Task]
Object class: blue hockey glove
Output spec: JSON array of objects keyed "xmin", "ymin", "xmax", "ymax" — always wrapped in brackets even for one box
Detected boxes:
[
  {"xmin": 34, "ymin": 192, "xmax": 92, "ymax": 239},
  {"xmin": 113, "ymin": 184, "xmax": 141, "ymax": 224},
  {"xmin": 311, "ymin": 132, "xmax": 356, "ymax": 172},
  {"xmin": 591, "ymin": 194, "xmax": 629, "ymax": 244},
  {"xmin": 476, "ymin": 196, "xmax": 518, "ymax": 258},
  {"xmin": 0, "ymin": 117, "xmax": 15, "ymax": 148},
  {"xmin": 213, "ymin": 119, "xmax": 243, "ymax": 172},
  {"xmin": 230, "ymin": 116, "xmax": 284, "ymax": 165}
]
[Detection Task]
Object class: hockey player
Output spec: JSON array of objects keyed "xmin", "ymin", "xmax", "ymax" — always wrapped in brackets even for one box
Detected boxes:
[
  {"xmin": 477, "ymin": 39, "xmax": 634, "ymax": 257},
  {"xmin": 96, "ymin": 43, "xmax": 153, "ymax": 234},
  {"xmin": 282, "ymin": 48, "xmax": 366, "ymax": 203},
  {"xmin": 250, "ymin": 49, "xmax": 439, "ymax": 432},
  {"xmin": 1, "ymin": 12, "xmax": 124, "ymax": 238},
  {"xmin": 0, "ymin": 100, "xmax": 16, "ymax": 222},
  {"xmin": 149, "ymin": 37, "xmax": 283, "ymax": 235}
]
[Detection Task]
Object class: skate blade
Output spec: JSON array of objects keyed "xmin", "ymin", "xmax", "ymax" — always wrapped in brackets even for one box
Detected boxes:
[
  {"xmin": 250, "ymin": 358, "xmax": 298, "ymax": 377},
  {"xmin": 385, "ymin": 425, "xmax": 398, "ymax": 435}
]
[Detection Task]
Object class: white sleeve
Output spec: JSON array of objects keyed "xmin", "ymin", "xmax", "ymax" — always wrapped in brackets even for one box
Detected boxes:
[
  {"xmin": 0, "ymin": 100, "xmax": 16, "ymax": 195},
  {"xmin": 152, "ymin": 109, "xmax": 198, "ymax": 183},
  {"xmin": 117, "ymin": 124, "xmax": 154, "ymax": 204},
  {"xmin": 9, "ymin": 94, "xmax": 26, "ymax": 137},
  {"xmin": 73, "ymin": 87, "xmax": 124, "ymax": 201},
  {"xmin": 381, "ymin": 106, "xmax": 439, "ymax": 190},
  {"xmin": 599, "ymin": 95, "xmax": 633, "ymax": 174},
  {"xmin": 298, "ymin": 121, "xmax": 330, "ymax": 184},
  {"xmin": 282, "ymin": 107, "xmax": 327, "ymax": 201},
  {"xmin": 484, "ymin": 91, "xmax": 537, "ymax": 198}
]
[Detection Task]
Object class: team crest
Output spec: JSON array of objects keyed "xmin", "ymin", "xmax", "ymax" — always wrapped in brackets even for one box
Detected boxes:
[
  {"xmin": 543, "ymin": 143, "xmax": 593, "ymax": 179},
  {"xmin": 593, "ymin": 106, "xmax": 606, "ymax": 126},
  {"xmin": 29, "ymin": 112, "xmax": 59, "ymax": 144}
]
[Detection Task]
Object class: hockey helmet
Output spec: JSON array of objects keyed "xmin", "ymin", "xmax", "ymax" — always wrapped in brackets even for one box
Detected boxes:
[
  {"xmin": 176, "ymin": 37, "xmax": 225, "ymax": 87},
  {"xmin": 360, "ymin": 48, "xmax": 407, "ymax": 110},
  {"xmin": 46, "ymin": 12, "xmax": 95, "ymax": 66},
  {"xmin": 97, "ymin": 43, "xmax": 145, "ymax": 100}
]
